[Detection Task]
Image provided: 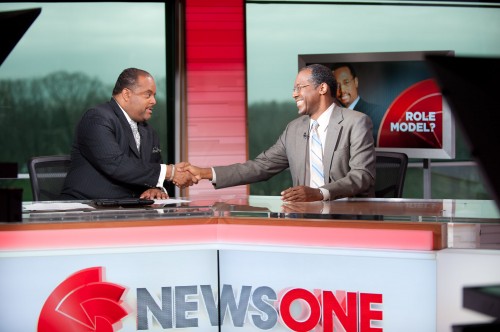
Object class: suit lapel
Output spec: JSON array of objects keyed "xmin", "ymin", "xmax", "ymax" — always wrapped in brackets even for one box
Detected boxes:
[
  {"xmin": 324, "ymin": 105, "xmax": 344, "ymax": 183},
  {"xmin": 296, "ymin": 116, "xmax": 310, "ymax": 185},
  {"xmin": 138, "ymin": 124, "xmax": 150, "ymax": 160}
]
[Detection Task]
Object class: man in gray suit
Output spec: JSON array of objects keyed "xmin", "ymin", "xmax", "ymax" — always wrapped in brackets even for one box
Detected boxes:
[
  {"xmin": 183, "ymin": 64, "xmax": 375, "ymax": 202},
  {"xmin": 61, "ymin": 68, "xmax": 195, "ymax": 200}
]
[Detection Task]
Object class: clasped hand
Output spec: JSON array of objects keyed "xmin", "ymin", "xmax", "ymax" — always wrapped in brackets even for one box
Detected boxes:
[
  {"xmin": 171, "ymin": 162, "xmax": 199, "ymax": 188},
  {"xmin": 139, "ymin": 162, "xmax": 199, "ymax": 198},
  {"xmin": 176, "ymin": 164, "xmax": 207, "ymax": 182}
]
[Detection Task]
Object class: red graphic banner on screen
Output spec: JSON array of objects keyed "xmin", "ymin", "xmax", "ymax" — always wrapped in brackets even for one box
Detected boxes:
[
  {"xmin": 378, "ymin": 79, "xmax": 443, "ymax": 148},
  {"xmin": 37, "ymin": 267, "xmax": 128, "ymax": 332}
]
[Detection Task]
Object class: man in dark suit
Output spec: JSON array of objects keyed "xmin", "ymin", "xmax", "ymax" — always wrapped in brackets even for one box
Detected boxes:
[
  {"xmin": 182, "ymin": 64, "xmax": 375, "ymax": 202},
  {"xmin": 332, "ymin": 63, "xmax": 385, "ymax": 145},
  {"xmin": 61, "ymin": 68, "xmax": 194, "ymax": 200}
]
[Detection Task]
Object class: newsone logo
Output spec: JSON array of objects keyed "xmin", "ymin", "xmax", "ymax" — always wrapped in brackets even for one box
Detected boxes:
[{"xmin": 38, "ymin": 267, "xmax": 383, "ymax": 331}]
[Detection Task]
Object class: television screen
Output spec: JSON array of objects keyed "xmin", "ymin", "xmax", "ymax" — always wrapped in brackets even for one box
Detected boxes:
[{"xmin": 298, "ymin": 51, "xmax": 456, "ymax": 159}]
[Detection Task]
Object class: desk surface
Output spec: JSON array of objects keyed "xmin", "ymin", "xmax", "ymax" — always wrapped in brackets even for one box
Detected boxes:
[
  {"xmin": 1, "ymin": 196, "xmax": 499, "ymax": 250},
  {"xmin": 13, "ymin": 196, "xmax": 500, "ymax": 223}
]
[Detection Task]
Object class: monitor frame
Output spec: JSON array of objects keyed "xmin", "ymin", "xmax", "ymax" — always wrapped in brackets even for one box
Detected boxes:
[{"xmin": 298, "ymin": 50, "xmax": 456, "ymax": 159}]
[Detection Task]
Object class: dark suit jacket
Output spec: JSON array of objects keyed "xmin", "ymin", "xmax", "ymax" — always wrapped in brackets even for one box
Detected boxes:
[
  {"xmin": 213, "ymin": 105, "xmax": 376, "ymax": 199},
  {"xmin": 353, "ymin": 97, "xmax": 386, "ymax": 145},
  {"xmin": 61, "ymin": 98, "xmax": 164, "ymax": 199}
]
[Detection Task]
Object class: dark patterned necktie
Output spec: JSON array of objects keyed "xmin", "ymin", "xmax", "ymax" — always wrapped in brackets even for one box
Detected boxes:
[{"xmin": 129, "ymin": 121, "xmax": 140, "ymax": 151}]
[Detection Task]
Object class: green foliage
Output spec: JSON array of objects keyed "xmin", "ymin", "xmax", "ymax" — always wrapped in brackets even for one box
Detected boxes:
[
  {"xmin": 247, "ymin": 100, "xmax": 299, "ymax": 195},
  {"xmin": 148, "ymin": 77, "xmax": 168, "ymax": 152},
  {"xmin": 0, "ymin": 72, "xmax": 107, "ymax": 172}
]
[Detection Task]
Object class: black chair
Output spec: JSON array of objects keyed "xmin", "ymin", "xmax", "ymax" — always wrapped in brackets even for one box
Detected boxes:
[
  {"xmin": 27, "ymin": 155, "xmax": 71, "ymax": 201},
  {"xmin": 374, "ymin": 151, "xmax": 408, "ymax": 198}
]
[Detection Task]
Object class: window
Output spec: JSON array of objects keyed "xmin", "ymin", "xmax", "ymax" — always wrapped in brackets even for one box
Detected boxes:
[
  {"xmin": 246, "ymin": 1, "xmax": 500, "ymax": 198},
  {"xmin": 0, "ymin": 2, "xmax": 171, "ymax": 200}
]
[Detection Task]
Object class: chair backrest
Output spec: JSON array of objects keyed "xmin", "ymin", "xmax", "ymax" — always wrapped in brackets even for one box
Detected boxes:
[
  {"xmin": 375, "ymin": 151, "xmax": 408, "ymax": 198},
  {"xmin": 27, "ymin": 155, "xmax": 71, "ymax": 201}
]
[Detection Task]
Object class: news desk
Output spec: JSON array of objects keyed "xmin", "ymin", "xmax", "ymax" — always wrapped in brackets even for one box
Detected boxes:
[{"xmin": 1, "ymin": 197, "xmax": 500, "ymax": 332}]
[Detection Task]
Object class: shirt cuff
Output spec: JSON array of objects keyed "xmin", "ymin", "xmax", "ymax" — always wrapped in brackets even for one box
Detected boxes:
[
  {"xmin": 319, "ymin": 188, "xmax": 330, "ymax": 201},
  {"xmin": 211, "ymin": 167, "xmax": 217, "ymax": 184},
  {"xmin": 157, "ymin": 164, "xmax": 167, "ymax": 187}
]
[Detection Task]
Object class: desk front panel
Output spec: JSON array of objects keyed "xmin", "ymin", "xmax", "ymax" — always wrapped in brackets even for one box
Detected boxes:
[{"xmin": 0, "ymin": 215, "xmax": 440, "ymax": 332}]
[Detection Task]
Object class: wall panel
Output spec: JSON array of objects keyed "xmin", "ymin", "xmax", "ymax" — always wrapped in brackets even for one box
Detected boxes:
[{"xmin": 185, "ymin": 0, "xmax": 247, "ymax": 198}]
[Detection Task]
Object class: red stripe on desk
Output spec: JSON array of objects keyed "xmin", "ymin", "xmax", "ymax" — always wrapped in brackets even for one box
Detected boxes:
[
  {"xmin": 217, "ymin": 224, "xmax": 435, "ymax": 251},
  {"xmin": 0, "ymin": 224, "xmax": 434, "ymax": 252},
  {"xmin": 0, "ymin": 225, "xmax": 219, "ymax": 251}
]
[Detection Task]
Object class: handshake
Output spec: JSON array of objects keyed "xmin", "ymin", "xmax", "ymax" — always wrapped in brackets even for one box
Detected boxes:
[{"xmin": 168, "ymin": 162, "xmax": 213, "ymax": 189}]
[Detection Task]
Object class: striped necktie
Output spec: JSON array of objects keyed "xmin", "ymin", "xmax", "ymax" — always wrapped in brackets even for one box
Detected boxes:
[
  {"xmin": 129, "ymin": 121, "xmax": 141, "ymax": 151},
  {"xmin": 310, "ymin": 120, "xmax": 324, "ymax": 188}
]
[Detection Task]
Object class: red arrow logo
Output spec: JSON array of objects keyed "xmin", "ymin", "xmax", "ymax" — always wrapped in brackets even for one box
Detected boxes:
[{"xmin": 38, "ymin": 267, "xmax": 128, "ymax": 332}]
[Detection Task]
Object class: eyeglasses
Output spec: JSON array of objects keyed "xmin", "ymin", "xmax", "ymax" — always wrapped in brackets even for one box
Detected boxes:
[
  {"xmin": 292, "ymin": 84, "xmax": 310, "ymax": 93},
  {"xmin": 337, "ymin": 79, "xmax": 354, "ymax": 89}
]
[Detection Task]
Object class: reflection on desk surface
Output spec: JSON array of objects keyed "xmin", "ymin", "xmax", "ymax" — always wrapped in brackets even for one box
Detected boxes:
[
  {"xmin": 13, "ymin": 196, "xmax": 500, "ymax": 225},
  {"xmin": 247, "ymin": 196, "xmax": 500, "ymax": 223}
]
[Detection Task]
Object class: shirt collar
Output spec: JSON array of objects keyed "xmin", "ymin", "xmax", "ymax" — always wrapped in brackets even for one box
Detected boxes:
[
  {"xmin": 311, "ymin": 103, "xmax": 334, "ymax": 133},
  {"xmin": 349, "ymin": 96, "xmax": 361, "ymax": 110},
  {"xmin": 113, "ymin": 97, "xmax": 136, "ymax": 125}
]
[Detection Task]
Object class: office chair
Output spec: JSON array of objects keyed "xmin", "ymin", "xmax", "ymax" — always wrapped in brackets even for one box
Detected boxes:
[
  {"xmin": 374, "ymin": 151, "xmax": 408, "ymax": 198},
  {"xmin": 27, "ymin": 155, "xmax": 71, "ymax": 201}
]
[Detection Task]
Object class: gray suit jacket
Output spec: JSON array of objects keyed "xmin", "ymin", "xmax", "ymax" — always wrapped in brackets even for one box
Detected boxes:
[
  {"xmin": 61, "ymin": 98, "xmax": 164, "ymax": 199},
  {"xmin": 214, "ymin": 105, "xmax": 376, "ymax": 199}
]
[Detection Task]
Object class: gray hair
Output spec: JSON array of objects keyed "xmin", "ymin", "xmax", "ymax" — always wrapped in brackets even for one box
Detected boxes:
[{"xmin": 301, "ymin": 64, "xmax": 337, "ymax": 97}]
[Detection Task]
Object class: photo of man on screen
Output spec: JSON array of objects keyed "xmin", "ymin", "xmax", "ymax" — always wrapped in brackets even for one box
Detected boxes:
[{"xmin": 332, "ymin": 63, "xmax": 386, "ymax": 145}]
